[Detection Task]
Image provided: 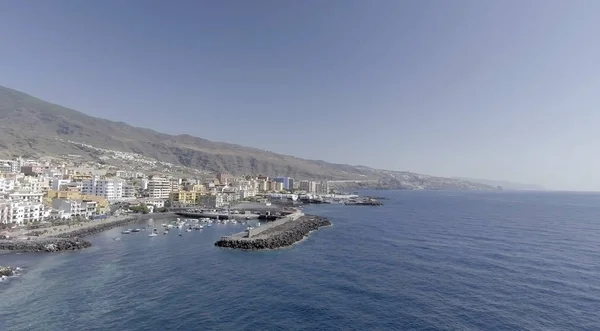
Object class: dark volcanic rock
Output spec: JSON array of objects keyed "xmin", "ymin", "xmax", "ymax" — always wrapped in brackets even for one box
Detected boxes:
[
  {"xmin": 0, "ymin": 266, "xmax": 15, "ymax": 277},
  {"xmin": 215, "ymin": 215, "xmax": 331, "ymax": 250},
  {"xmin": 0, "ymin": 217, "xmax": 145, "ymax": 253},
  {"xmin": 0, "ymin": 238, "xmax": 92, "ymax": 252}
]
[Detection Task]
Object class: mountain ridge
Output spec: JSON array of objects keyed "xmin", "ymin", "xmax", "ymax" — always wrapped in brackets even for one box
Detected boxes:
[{"xmin": 0, "ymin": 85, "xmax": 493, "ymax": 190}]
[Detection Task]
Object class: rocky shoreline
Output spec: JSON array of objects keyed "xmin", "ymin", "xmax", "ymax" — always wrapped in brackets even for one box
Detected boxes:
[
  {"xmin": 215, "ymin": 215, "xmax": 331, "ymax": 250},
  {"xmin": 0, "ymin": 216, "xmax": 145, "ymax": 253},
  {"xmin": 0, "ymin": 265, "xmax": 16, "ymax": 277},
  {"xmin": 0, "ymin": 238, "xmax": 92, "ymax": 252}
]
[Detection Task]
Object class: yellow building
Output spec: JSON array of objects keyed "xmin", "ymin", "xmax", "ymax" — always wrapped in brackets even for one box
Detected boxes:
[{"xmin": 169, "ymin": 190, "xmax": 198, "ymax": 205}]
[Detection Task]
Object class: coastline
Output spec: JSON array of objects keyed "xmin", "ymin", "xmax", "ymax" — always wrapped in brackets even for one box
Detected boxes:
[{"xmin": 0, "ymin": 212, "xmax": 176, "ymax": 253}]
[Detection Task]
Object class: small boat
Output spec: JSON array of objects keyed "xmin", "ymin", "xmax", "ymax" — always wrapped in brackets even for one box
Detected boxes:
[
  {"xmin": 206, "ymin": 224, "xmax": 212, "ymax": 227},
  {"xmin": 149, "ymin": 233, "xmax": 158, "ymax": 237},
  {"xmin": 178, "ymin": 233, "xmax": 183, "ymax": 236},
  {"xmin": 121, "ymin": 230, "xmax": 131, "ymax": 234},
  {"xmin": 186, "ymin": 228, "xmax": 192, "ymax": 232},
  {"xmin": 163, "ymin": 230, "xmax": 168, "ymax": 235},
  {"xmin": 113, "ymin": 237, "xmax": 121, "ymax": 241},
  {"xmin": 131, "ymin": 229, "xmax": 140, "ymax": 233}
]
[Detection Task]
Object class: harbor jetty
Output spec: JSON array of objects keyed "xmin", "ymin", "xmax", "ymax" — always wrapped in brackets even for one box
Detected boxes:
[
  {"xmin": 0, "ymin": 238, "xmax": 92, "ymax": 252},
  {"xmin": 215, "ymin": 214, "xmax": 331, "ymax": 250}
]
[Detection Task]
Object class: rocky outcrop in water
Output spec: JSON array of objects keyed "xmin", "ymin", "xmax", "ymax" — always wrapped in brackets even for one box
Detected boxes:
[
  {"xmin": 215, "ymin": 215, "xmax": 331, "ymax": 250},
  {"xmin": 51, "ymin": 217, "xmax": 138, "ymax": 238},
  {"xmin": 0, "ymin": 266, "xmax": 15, "ymax": 277},
  {"xmin": 0, "ymin": 238, "xmax": 92, "ymax": 252}
]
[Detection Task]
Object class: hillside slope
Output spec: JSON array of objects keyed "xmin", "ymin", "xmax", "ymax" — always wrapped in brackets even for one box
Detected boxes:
[{"xmin": 0, "ymin": 85, "xmax": 492, "ymax": 190}]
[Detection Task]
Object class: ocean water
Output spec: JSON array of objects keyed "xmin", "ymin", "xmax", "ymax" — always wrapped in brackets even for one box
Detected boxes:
[{"xmin": 1, "ymin": 190, "xmax": 600, "ymax": 330}]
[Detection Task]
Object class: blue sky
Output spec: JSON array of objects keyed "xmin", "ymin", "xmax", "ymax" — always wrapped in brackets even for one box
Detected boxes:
[{"xmin": 1, "ymin": 0, "xmax": 600, "ymax": 190}]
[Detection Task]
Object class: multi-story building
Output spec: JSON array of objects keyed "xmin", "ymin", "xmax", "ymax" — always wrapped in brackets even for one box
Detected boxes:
[
  {"xmin": 46, "ymin": 190, "xmax": 108, "ymax": 214},
  {"xmin": 52, "ymin": 199, "xmax": 98, "ymax": 218},
  {"xmin": 0, "ymin": 158, "xmax": 21, "ymax": 174},
  {"xmin": 288, "ymin": 178, "xmax": 294, "ymax": 191},
  {"xmin": 269, "ymin": 181, "xmax": 284, "ymax": 192},
  {"xmin": 216, "ymin": 173, "xmax": 232, "ymax": 185},
  {"xmin": 147, "ymin": 177, "xmax": 171, "ymax": 199},
  {"xmin": 122, "ymin": 185, "xmax": 136, "ymax": 199},
  {"xmin": 299, "ymin": 180, "xmax": 314, "ymax": 193},
  {"xmin": 9, "ymin": 190, "xmax": 44, "ymax": 203},
  {"xmin": 0, "ymin": 177, "xmax": 15, "ymax": 194},
  {"xmin": 115, "ymin": 171, "xmax": 145, "ymax": 179},
  {"xmin": 18, "ymin": 176, "xmax": 45, "ymax": 193},
  {"xmin": 81, "ymin": 176, "xmax": 124, "ymax": 201},
  {"xmin": 21, "ymin": 165, "xmax": 43, "ymax": 176},
  {"xmin": 315, "ymin": 181, "xmax": 330, "ymax": 194},
  {"xmin": 51, "ymin": 179, "xmax": 71, "ymax": 191},
  {"xmin": 273, "ymin": 177, "xmax": 294, "ymax": 190},
  {"xmin": 0, "ymin": 199, "xmax": 10, "ymax": 224},
  {"xmin": 9, "ymin": 201, "xmax": 44, "ymax": 225},
  {"xmin": 196, "ymin": 193, "xmax": 235, "ymax": 208},
  {"xmin": 257, "ymin": 180, "xmax": 269, "ymax": 192},
  {"xmin": 169, "ymin": 190, "xmax": 199, "ymax": 206}
]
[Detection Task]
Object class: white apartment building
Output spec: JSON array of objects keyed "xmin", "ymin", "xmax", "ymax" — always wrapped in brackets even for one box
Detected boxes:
[
  {"xmin": 147, "ymin": 177, "xmax": 171, "ymax": 199},
  {"xmin": 122, "ymin": 185, "xmax": 136, "ymax": 199},
  {"xmin": 51, "ymin": 179, "xmax": 71, "ymax": 191},
  {"xmin": 82, "ymin": 176, "xmax": 124, "ymax": 200},
  {"xmin": 18, "ymin": 176, "xmax": 45, "ymax": 193},
  {"xmin": 52, "ymin": 199, "xmax": 97, "ymax": 218},
  {"xmin": 315, "ymin": 181, "xmax": 330, "ymax": 194},
  {"xmin": 0, "ymin": 199, "xmax": 9, "ymax": 224},
  {"xmin": 8, "ymin": 201, "xmax": 45, "ymax": 225},
  {"xmin": 299, "ymin": 180, "xmax": 316, "ymax": 193},
  {"xmin": 0, "ymin": 158, "xmax": 21, "ymax": 174},
  {"xmin": 9, "ymin": 190, "xmax": 44, "ymax": 203},
  {"xmin": 0, "ymin": 177, "xmax": 15, "ymax": 194},
  {"xmin": 115, "ymin": 171, "xmax": 145, "ymax": 179}
]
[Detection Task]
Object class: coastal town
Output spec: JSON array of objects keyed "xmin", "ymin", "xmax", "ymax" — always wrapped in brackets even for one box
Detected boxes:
[{"xmin": 0, "ymin": 148, "xmax": 378, "ymax": 238}]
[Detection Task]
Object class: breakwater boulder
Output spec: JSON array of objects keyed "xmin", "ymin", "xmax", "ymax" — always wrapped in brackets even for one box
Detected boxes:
[
  {"xmin": 51, "ymin": 217, "xmax": 138, "ymax": 238},
  {"xmin": 0, "ymin": 266, "xmax": 15, "ymax": 277},
  {"xmin": 0, "ymin": 238, "xmax": 92, "ymax": 252},
  {"xmin": 215, "ymin": 215, "xmax": 331, "ymax": 250}
]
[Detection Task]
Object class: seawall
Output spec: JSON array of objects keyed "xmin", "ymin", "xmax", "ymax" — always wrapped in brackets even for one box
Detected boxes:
[
  {"xmin": 0, "ymin": 238, "xmax": 92, "ymax": 252},
  {"xmin": 215, "ymin": 215, "xmax": 331, "ymax": 250}
]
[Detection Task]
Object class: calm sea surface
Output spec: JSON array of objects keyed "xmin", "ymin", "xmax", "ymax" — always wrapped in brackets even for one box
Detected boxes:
[{"xmin": 1, "ymin": 190, "xmax": 600, "ymax": 330}]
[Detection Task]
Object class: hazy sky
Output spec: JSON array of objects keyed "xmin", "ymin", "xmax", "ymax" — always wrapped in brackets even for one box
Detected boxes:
[{"xmin": 1, "ymin": 0, "xmax": 600, "ymax": 190}]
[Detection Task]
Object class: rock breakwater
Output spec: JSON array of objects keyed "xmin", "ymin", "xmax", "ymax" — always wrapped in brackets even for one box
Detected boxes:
[
  {"xmin": 0, "ymin": 238, "xmax": 92, "ymax": 252},
  {"xmin": 0, "ymin": 266, "xmax": 15, "ymax": 277},
  {"xmin": 215, "ymin": 215, "xmax": 331, "ymax": 250}
]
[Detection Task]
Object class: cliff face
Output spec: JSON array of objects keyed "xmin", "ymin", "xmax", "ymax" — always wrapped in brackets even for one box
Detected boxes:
[{"xmin": 0, "ymin": 85, "xmax": 492, "ymax": 190}]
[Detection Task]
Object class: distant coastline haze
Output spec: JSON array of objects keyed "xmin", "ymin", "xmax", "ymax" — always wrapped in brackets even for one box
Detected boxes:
[{"xmin": 1, "ymin": 1, "xmax": 599, "ymax": 190}]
